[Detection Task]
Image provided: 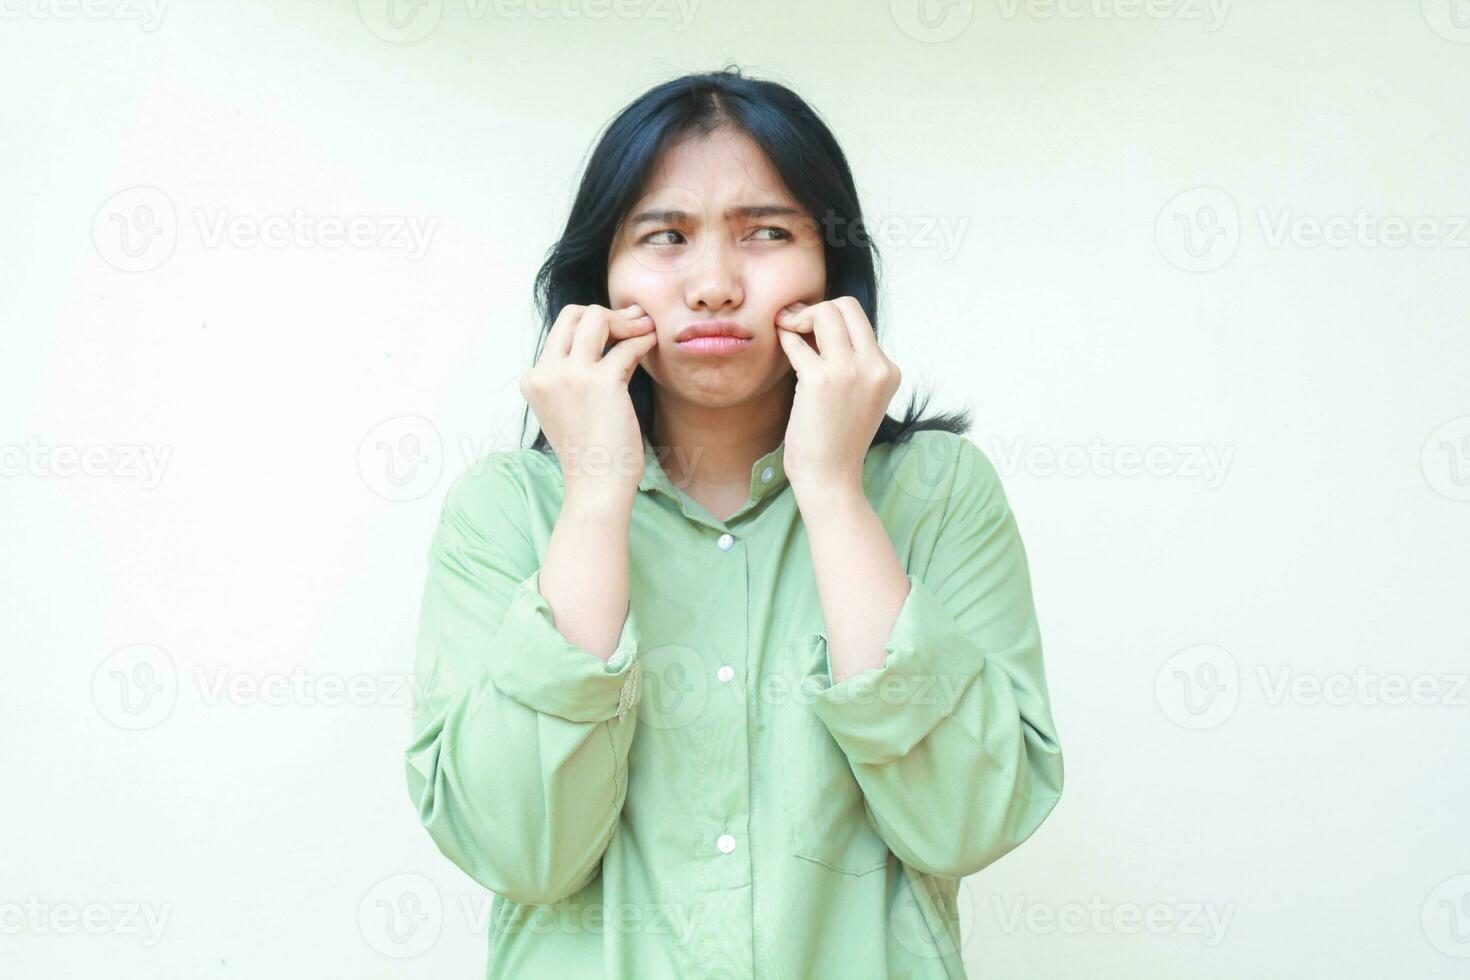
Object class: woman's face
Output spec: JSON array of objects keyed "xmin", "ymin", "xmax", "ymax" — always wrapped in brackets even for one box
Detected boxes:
[{"xmin": 607, "ymin": 127, "xmax": 826, "ymax": 413}]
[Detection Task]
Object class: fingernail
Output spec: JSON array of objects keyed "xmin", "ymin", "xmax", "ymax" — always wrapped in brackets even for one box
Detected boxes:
[{"xmin": 625, "ymin": 303, "xmax": 644, "ymax": 314}]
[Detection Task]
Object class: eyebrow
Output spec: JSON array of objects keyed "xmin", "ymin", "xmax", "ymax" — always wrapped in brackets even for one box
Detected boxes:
[{"xmin": 626, "ymin": 204, "xmax": 803, "ymax": 228}]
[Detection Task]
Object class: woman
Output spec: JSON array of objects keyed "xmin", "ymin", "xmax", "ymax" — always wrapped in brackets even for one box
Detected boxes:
[{"xmin": 405, "ymin": 66, "xmax": 1064, "ymax": 979}]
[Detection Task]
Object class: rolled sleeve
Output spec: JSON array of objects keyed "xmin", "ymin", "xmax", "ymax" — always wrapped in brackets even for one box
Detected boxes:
[
  {"xmin": 405, "ymin": 454, "xmax": 642, "ymax": 904},
  {"xmin": 486, "ymin": 568, "xmax": 643, "ymax": 724},
  {"xmin": 801, "ymin": 434, "xmax": 1064, "ymax": 878},
  {"xmin": 809, "ymin": 573, "xmax": 981, "ymax": 766}
]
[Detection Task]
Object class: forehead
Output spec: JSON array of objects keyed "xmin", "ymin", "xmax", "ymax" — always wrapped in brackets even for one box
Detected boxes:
[{"xmin": 637, "ymin": 128, "xmax": 796, "ymax": 209}]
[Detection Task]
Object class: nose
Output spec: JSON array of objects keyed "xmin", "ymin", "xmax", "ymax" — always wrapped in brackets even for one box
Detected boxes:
[{"xmin": 684, "ymin": 234, "xmax": 744, "ymax": 313}]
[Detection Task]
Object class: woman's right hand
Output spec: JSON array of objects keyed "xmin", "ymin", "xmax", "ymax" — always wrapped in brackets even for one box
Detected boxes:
[{"xmin": 519, "ymin": 302, "xmax": 659, "ymax": 506}]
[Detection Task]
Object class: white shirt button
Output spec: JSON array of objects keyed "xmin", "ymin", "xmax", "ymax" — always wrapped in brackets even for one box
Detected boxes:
[
  {"xmin": 716, "ymin": 833, "xmax": 736, "ymax": 854},
  {"xmin": 760, "ymin": 466, "xmax": 774, "ymax": 483},
  {"xmin": 716, "ymin": 532, "xmax": 734, "ymax": 551},
  {"xmin": 716, "ymin": 664, "xmax": 734, "ymax": 683}
]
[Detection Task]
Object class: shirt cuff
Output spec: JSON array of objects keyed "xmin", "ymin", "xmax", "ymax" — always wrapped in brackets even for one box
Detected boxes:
[
  {"xmin": 809, "ymin": 573, "xmax": 984, "ymax": 765},
  {"xmin": 482, "ymin": 569, "xmax": 642, "ymax": 724}
]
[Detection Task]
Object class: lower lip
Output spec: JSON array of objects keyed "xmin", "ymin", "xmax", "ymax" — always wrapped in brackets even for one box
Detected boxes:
[{"xmin": 676, "ymin": 336, "xmax": 752, "ymax": 355}]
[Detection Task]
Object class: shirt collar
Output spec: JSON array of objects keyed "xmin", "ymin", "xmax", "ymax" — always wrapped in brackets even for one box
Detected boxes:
[{"xmin": 637, "ymin": 430, "xmax": 789, "ymax": 509}]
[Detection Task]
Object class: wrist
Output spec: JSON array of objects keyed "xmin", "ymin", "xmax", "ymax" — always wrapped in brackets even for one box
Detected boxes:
[
  {"xmin": 562, "ymin": 484, "xmax": 636, "ymax": 521},
  {"xmin": 791, "ymin": 475, "xmax": 866, "ymax": 508}
]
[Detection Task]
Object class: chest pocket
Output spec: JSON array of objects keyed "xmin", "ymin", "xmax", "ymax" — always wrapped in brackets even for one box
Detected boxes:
[{"xmin": 779, "ymin": 635, "xmax": 892, "ymax": 876}]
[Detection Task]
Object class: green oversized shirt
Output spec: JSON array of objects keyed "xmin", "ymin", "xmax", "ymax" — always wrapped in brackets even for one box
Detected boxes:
[{"xmin": 405, "ymin": 427, "xmax": 1064, "ymax": 979}]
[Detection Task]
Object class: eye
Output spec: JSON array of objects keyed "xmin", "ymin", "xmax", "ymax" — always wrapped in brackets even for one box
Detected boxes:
[
  {"xmin": 750, "ymin": 226, "xmax": 792, "ymax": 241},
  {"xmin": 640, "ymin": 229, "xmax": 685, "ymax": 246}
]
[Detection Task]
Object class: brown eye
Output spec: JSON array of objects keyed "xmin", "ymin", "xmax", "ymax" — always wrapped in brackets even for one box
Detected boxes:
[{"xmin": 642, "ymin": 229, "xmax": 684, "ymax": 246}]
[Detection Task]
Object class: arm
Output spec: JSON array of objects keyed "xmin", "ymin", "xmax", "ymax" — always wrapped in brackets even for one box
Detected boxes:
[
  {"xmin": 404, "ymin": 454, "xmax": 642, "ymax": 905},
  {"xmin": 540, "ymin": 481, "xmax": 635, "ymax": 663},
  {"xmin": 797, "ymin": 433, "xmax": 1065, "ymax": 878},
  {"xmin": 795, "ymin": 477, "xmax": 910, "ymax": 686}
]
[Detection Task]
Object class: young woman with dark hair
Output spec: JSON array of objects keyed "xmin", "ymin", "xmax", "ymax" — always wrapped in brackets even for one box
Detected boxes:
[{"xmin": 406, "ymin": 66, "xmax": 1064, "ymax": 979}]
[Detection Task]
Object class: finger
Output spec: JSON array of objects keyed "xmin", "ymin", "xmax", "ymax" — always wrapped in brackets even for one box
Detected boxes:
[
  {"xmin": 832, "ymin": 296, "xmax": 881, "ymax": 357},
  {"xmin": 612, "ymin": 307, "xmax": 656, "ymax": 341},
  {"xmin": 777, "ymin": 324, "xmax": 821, "ymax": 374},
  {"xmin": 546, "ymin": 303, "xmax": 587, "ymax": 359},
  {"xmin": 599, "ymin": 328, "xmax": 660, "ymax": 383},
  {"xmin": 570, "ymin": 304, "xmax": 648, "ymax": 362},
  {"xmin": 810, "ymin": 302, "xmax": 853, "ymax": 362},
  {"xmin": 774, "ymin": 300, "xmax": 813, "ymax": 333}
]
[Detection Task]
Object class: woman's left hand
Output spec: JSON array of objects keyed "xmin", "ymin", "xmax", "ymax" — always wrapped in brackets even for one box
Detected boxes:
[{"xmin": 775, "ymin": 296, "xmax": 902, "ymax": 493}]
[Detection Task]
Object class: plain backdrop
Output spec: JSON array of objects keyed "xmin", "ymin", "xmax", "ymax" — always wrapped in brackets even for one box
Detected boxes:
[{"xmin": 3, "ymin": 0, "xmax": 1468, "ymax": 977}]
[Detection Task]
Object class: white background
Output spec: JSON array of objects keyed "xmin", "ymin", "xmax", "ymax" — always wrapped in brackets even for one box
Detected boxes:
[{"xmin": 2, "ymin": 0, "xmax": 1468, "ymax": 976}]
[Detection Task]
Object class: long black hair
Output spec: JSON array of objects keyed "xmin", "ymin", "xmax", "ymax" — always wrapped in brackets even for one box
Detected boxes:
[{"xmin": 521, "ymin": 64, "xmax": 972, "ymax": 454}]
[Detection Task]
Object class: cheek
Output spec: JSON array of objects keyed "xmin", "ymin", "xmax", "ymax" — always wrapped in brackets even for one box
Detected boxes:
[
  {"xmin": 759, "ymin": 251, "xmax": 826, "ymax": 309},
  {"xmin": 607, "ymin": 253, "xmax": 674, "ymax": 310}
]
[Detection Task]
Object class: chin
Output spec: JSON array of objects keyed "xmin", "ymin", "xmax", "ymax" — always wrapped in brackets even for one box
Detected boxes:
[{"xmin": 680, "ymin": 383, "xmax": 757, "ymax": 407}]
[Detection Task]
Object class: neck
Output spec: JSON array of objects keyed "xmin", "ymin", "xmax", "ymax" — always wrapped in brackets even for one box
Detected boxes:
[{"xmin": 651, "ymin": 376, "xmax": 794, "ymax": 490}]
